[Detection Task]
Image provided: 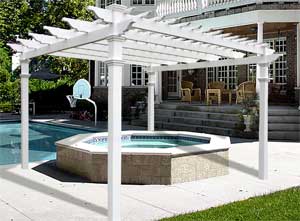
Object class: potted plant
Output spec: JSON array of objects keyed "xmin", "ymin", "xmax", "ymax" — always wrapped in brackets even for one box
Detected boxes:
[{"xmin": 240, "ymin": 95, "xmax": 258, "ymax": 132}]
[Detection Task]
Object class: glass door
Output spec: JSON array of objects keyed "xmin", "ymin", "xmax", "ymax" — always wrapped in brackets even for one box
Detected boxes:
[{"xmin": 167, "ymin": 71, "xmax": 180, "ymax": 98}]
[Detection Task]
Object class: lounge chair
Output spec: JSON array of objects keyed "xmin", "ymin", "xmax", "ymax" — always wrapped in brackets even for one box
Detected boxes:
[
  {"xmin": 236, "ymin": 81, "xmax": 256, "ymax": 104},
  {"xmin": 181, "ymin": 81, "xmax": 201, "ymax": 103}
]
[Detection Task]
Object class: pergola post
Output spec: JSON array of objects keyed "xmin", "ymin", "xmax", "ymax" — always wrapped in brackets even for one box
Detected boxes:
[
  {"xmin": 296, "ymin": 23, "xmax": 300, "ymax": 110},
  {"xmin": 106, "ymin": 5, "xmax": 126, "ymax": 221},
  {"xmin": 148, "ymin": 71, "xmax": 156, "ymax": 131},
  {"xmin": 297, "ymin": 23, "xmax": 300, "ymax": 88},
  {"xmin": 156, "ymin": 71, "xmax": 163, "ymax": 104},
  {"xmin": 256, "ymin": 22, "xmax": 264, "ymax": 95},
  {"xmin": 258, "ymin": 62, "xmax": 269, "ymax": 180},
  {"xmin": 20, "ymin": 60, "xmax": 30, "ymax": 169}
]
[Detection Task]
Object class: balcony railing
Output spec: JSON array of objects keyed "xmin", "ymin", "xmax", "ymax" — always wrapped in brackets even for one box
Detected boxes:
[{"xmin": 156, "ymin": 0, "xmax": 300, "ymax": 18}]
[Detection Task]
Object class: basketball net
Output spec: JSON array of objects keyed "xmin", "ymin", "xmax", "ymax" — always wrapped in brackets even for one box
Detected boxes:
[{"xmin": 66, "ymin": 95, "xmax": 77, "ymax": 108}]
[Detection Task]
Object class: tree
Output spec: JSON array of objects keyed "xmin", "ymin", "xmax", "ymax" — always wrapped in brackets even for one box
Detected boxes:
[
  {"xmin": 0, "ymin": 0, "xmax": 96, "ymax": 108},
  {"xmin": 0, "ymin": 42, "xmax": 20, "ymax": 105}
]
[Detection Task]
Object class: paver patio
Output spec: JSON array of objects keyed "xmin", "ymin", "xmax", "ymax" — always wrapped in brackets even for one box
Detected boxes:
[{"xmin": 0, "ymin": 140, "xmax": 299, "ymax": 221}]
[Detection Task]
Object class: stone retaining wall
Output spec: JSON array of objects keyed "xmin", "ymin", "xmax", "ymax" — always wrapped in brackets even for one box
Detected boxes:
[{"xmin": 57, "ymin": 145, "xmax": 229, "ymax": 185}]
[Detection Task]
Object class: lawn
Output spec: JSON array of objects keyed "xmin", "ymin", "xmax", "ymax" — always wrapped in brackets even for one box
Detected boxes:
[{"xmin": 161, "ymin": 187, "xmax": 300, "ymax": 221}]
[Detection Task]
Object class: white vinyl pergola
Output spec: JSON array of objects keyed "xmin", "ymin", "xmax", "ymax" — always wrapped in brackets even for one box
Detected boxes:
[{"xmin": 8, "ymin": 4, "xmax": 281, "ymax": 221}]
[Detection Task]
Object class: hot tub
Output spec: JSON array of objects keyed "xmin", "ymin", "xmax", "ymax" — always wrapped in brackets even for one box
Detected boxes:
[{"xmin": 56, "ymin": 131, "xmax": 230, "ymax": 185}]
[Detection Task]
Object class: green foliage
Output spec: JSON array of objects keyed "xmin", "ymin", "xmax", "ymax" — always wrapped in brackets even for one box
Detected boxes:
[
  {"xmin": 29, "ymin": 76, "xmax": 75, "ymax": 92},
  {"xmin": 0, "ymin": 101, "xmax": 14, "ymax": 112},
  {"xmin": 0, "ymin": 0, "xmax": 96, "ymax": 108},
  {"xmin": 0, "ymin": 42, "xmax": 19, "ymax": 105},
  {"xmin": 161, "ymin": 187, "xmax": 300, "ymax": 221},
  {"xmin": 0, "ymin": 41, "xmax": 11, "ymax": 81}
]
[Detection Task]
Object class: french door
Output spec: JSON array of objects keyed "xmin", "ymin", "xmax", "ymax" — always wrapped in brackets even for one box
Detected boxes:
[{"xmin": 167, "ymin": 71, "xmax": 181, "ymax": 98}]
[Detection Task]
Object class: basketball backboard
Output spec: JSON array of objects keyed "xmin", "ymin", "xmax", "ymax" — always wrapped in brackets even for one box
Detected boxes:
[{"xmin": 73, "ymin": 79, "xmax": 91, "ymax": 100}]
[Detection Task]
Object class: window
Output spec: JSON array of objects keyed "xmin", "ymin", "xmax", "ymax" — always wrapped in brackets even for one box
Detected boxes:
[
  {"xmin": 97, "ymin": 62, "xmax": 108, "ymax": 86},
  {"xmin": 131, "ymin": 65, "xmax": 148, "ymax": 86},
  {"xmin": 248, "ymin": 64, "xmax": 256, "ymax": 82},
  {"xmin": 132, "ymin": 0, "xmax": 155, "ymax": 5},
  {"xmin": 247, "ymin": 37, "xmax": 287, "ymax": 87},
  {"xmin": 206, "ymin": 61, "xmax": 237, "ymax": 89},
  {"xmin": 98, "ymin": 0, "xmax": 121, "ymax": 8}
]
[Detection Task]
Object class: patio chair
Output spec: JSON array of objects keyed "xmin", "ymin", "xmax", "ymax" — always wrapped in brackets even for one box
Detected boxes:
[
  {"xmin": 206, "ymin": 81, "xmax": 232, "ymax": 105},
  {"xmin": 236, "ymin": 81, "xmax": 256, "ymax": 104},
  {"xmin": 181, "ymin": 81, "xmax": 201, "ymax": 103}
]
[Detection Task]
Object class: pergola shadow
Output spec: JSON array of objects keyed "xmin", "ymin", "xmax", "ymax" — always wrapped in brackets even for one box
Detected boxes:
[{"xmin": 0, "ymin": 168, "xmax": 108, "ymax": 216}]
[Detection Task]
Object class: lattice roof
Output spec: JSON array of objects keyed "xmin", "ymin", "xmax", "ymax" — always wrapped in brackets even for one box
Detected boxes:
[{"xmin": 8, "ymin": 4, "xmax": 274, "ymax": 66}]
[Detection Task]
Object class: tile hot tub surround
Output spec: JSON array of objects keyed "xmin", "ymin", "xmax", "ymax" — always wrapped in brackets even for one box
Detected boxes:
[{"xmin": 56, "ymin": 131, "xmax": 230, "ymax": 185}]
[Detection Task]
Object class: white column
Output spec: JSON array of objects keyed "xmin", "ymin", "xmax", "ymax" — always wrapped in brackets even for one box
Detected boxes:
[
  {"xmin": 297, "ymin": 23, "xmax": 300, "ymax": 88},
  {"xmin": 157, "ymin": 71, "xmax": 163, "ymax": 103},
  {"xmin": 106, "ymin": 4, "xmax": 126, "ymax": 221},
  {"xmin": 148, "ymin": 72, "xmax": 156, "ymax": 131},
  {"xmin": 297, "ymin": 23, "xmax": 300, "ymax": 110},
  {"xmin": 20, "ymin": 60, "xmax": 30, "ymax": 169},
  {"xmin": 258, "ymin": 63, "xmax": 269, "ymax": 180},
  {"xmin": 256, "ymin": 22, "xmax": 264, "ymax": 95}
]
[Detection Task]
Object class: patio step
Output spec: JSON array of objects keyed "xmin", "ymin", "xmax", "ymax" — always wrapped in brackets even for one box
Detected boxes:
[
  {"xmin": 157, "ymin": 121, "xmax": 235, "ymax": 136},
  {"xmin": 155, "ymin": 115, "xmax": 238, "ymax": 129},
  {"xmin": 155, "ymin": 109, "xmax": 240, "ymax": 121},
  {"xmin": 131, "ymin": 104, "xmax": 300, "ymax": 141},
  {"xmin": 269, "ymin": 131, "xmax": 300, "ymax": 141},
  {"xmin": 268, "ymin": 107, "xmax": 300, "ymax": 141}
]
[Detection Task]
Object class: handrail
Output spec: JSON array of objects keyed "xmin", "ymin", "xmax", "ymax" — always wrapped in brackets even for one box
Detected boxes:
[{"xmin": 156, "ymin": 0, "xmax": 300, "ymax": 18}]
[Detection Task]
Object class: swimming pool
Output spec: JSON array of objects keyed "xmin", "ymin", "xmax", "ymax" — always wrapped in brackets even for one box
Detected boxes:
[{"xmin": 0, "ymin": 121, "xmax": 92, "ymax": 165}]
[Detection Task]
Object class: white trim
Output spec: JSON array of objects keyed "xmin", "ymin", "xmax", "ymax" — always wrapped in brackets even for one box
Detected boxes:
[{"xmin": 188, "ymin": 10, "xmax": 300, "ymax": 31}]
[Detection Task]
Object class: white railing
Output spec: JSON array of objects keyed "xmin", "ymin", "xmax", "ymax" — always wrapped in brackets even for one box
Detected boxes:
[{"xmin": 156, "ymin": 0, "xmax": 300, "ymax": 18}]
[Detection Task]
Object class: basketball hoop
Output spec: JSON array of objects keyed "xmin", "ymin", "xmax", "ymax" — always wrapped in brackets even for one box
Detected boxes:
[{"xmin": 67, "ymin": 79, "xmax": 98, "ymax": 126}]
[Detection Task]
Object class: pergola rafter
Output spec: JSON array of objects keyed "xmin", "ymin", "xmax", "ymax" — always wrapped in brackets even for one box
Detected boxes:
[{"xmin": 7, "ymin": 4, "xmax": 279, "ymax": 221}]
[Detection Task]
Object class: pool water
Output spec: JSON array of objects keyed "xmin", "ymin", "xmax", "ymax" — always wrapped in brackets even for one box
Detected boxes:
[
  {"xmin": 91, "ymin": 137, "xmax": 209, "ymax": 149},
  {"xmin": 0, "ymin": 122, "xmax": 91, "ymax": 165}
]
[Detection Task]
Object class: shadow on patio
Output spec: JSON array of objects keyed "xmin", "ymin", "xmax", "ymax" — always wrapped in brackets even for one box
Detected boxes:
[{"xmin": 0, "ymin": 168, "xmax": 108, "ymax": 216}]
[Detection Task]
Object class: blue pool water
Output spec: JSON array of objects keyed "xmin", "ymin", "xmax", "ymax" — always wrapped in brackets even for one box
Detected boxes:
[
  {"xmin": 0, "ymin": 122, "xmax": 91, "ymax": 165},
  {"xmin": 88, "ymin": 136, "xmax": 209, "ymax": 149}
]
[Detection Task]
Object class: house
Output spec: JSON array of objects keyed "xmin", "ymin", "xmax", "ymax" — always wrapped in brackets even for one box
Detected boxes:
[
  {"xmin": 90, "ymin": 0, "xmax": 300, "ymax": 106},
  {"xmin": 88, "ymin": 0, "xmax": 300, "ymax": 140}
]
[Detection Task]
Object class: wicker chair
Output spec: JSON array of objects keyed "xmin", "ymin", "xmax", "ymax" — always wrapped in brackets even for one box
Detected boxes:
[
  {"xmin": 236, "ymin": 81, "xmax": 256, "ymax": 104},
  {"xmin": 206, "ymin": 81, "xmax": 232, "ymax": 105},
  {"xmin": 181, "ymin": 81, "xmax": 201, "ymax": 102}
]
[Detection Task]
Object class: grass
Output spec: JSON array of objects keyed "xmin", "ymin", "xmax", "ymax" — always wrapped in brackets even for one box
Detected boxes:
[{"xmin": 161, "ymin": 187, "xmax": 300, "ymax": 221}]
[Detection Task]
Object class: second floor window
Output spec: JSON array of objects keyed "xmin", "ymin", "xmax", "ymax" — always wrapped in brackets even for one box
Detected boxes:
[
  {"xmin": 98, "ymin": 0, "xmax": 121, "ymax": 8},
  {"xmin": 132, "ymin": 0, "xmax": 155, "ymax": 5}
]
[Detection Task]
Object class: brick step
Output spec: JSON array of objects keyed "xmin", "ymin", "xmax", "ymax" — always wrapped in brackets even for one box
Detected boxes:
[{"xmin": 155, "ymin": 115, "xmax": 238, "ymax": 129}]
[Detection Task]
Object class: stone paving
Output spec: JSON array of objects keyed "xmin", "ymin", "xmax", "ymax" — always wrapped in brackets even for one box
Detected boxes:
[{"xmin": 0, "ymin": 140, "xmax": 299, "ymax": 221}]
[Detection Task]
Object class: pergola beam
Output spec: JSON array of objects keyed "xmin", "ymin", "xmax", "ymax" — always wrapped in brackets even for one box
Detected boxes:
[
  {"xmin": 147, "ymin": 54, "xmax": 281, "ymax": 72},
  {"xmin": 20, "ymin": 19, "xmax": 133, "ymax": 60}
]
